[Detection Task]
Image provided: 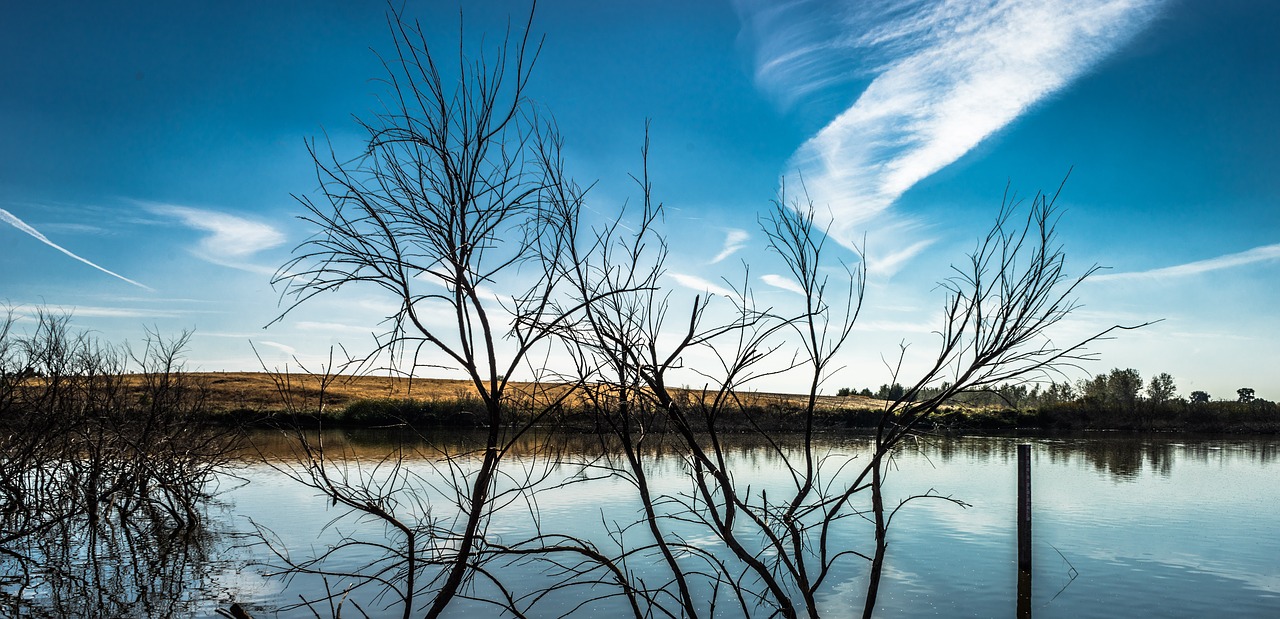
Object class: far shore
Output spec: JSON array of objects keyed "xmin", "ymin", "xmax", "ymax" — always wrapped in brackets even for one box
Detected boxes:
[{"xmin": 107, "ymin": 372, "xmax": 1278, "ymax": 435}]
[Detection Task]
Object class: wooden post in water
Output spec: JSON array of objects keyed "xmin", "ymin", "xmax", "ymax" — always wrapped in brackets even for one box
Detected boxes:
[
  {"xmin": 1017, "ymin": 443, "xmax": 1032, "ymax": 618},
  {"xmin": 1018, "ymin": 444, "xmax": 1032, "ymax": 570}
]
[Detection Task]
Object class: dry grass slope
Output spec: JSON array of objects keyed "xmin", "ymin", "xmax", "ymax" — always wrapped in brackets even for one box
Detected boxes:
[{"xmin": 142, "ymin": 372, "xmax": 892, "ymax": 414}]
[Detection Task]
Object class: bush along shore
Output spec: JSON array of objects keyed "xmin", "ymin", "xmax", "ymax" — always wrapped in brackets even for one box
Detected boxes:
[
  {"xmin": 190, "ymin": 377, "xmax": 1279, "ymax": 435},
  {"xmin": 316, "ymin": 399, "xmax": 1279, "ymax": 434}
]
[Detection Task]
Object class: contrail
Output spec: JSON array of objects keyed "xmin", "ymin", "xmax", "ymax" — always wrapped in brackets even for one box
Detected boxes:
[{"xmin": 0, "ymin": 208, "xmax": 154, "ymax": 291}]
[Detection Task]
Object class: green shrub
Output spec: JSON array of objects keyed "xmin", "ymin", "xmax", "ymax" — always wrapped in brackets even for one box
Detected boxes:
[{"xmin": 340, "ymin": 398, "xmax": 480, "ymax": 427}]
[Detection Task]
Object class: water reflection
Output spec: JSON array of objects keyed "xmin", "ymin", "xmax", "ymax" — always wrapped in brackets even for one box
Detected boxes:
[
  {"xmin": 1049, "ymin": 438, "xmax": 1172, "ymax": 479},
  {"xmin": 7, "ymin": 431, "xmax": 1274, "ymax": 617},
  {"xmin": 243, "ymin": 428, "xmax": 1280, "ymax": 487},
  {"xmin": 918, "ymin": 434, "xmax": 1280, "ymax": 482},
  {"xmin": 233, "ymin": 428, "xmax": 1280, "ymax": 504},
  {"xmin": 229, "ymin": 430, "xmax": 1280, "ymax": 617},
  {"xmin": 0, "ymin": 497, "xmax": 245, "ymax": 618}
]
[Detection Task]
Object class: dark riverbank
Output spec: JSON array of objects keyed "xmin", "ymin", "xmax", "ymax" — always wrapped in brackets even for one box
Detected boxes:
[{"xmin": 216, "ymin": 392, "xmax": 1280, "ymax": 435}]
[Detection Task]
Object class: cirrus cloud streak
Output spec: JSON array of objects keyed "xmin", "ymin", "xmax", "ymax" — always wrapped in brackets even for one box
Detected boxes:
[
  {"xmin": 735, "ymin": 0, "xmax": 1164, "ymax": 275},
  {"xmin": 143, "ymin": 202, "xmax": 285, "ymax": 273},
  {"xmin": 1092, "ymin": 243, "xmax": 1280, "ymax": 282}
]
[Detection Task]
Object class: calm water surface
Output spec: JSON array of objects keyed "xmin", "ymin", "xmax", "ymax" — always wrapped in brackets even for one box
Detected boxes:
[{"xmin": 199, "ymin": 433, "xmax": 1279, "ymax": 618}]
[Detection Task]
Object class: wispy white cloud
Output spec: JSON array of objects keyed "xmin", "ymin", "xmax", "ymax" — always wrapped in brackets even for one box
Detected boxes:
[
  {"xmin": 1166, "ymin": 331, "xmax": 1253, "ymax": 342},
  {"xmin": 96, "ymin": 295, "xmax": 212, "ymax": 304},
  {"xmin": 1092, "ymin": 243, "xmax": 1280, "ymax": 282},
  {"xmin": 144, "ymin": 203, "xmax": 285, "ymax": 273},
  {"xmin": 294, "ymin": 321, "xmax": 376, "ymax": 334},
  {"xmin": 873, "ymin": 303, "xmax": 927, "ymax": 313},
  {"xmin": 11, "ymin": 304, "xmax": 181, "ymax": 320},
  {"xmin": 198, "ymin": 331, "xmax": 263, "ymax": 339},
  {"xmin": 866, "ymin": 238, "xmax": 936, "ymax": 278},
  {"xmin": 851, "ymin": 318, "xmax": 936, "ymax": 334},
  {"xmin": 734, "ymin": 0, "xmax": 1163, "ymax": 275},
  {"xmin": 257, "ymin": 340, "xmax": 298, "ymax": 356},
  {"xmin": 666, "ymin": 272, "xmax": 739, "ymax": 299},
  {"xmin": 734, "ymin": 0, "xmax": 864, "ymax": 111},
  {"xmin": 760, "ymin": 273, "xmax": 805, "ymax": 295},
  {"xmin": 0, "ymin": 208, "xmax": 153, "ymax": 290},
  {"xmin": 710, "ymin": 229, "xmax": 751, "ymax": 264},
  {"xmin": 37, "ymin": 222, "xmax": 108, "ymax": 235}
]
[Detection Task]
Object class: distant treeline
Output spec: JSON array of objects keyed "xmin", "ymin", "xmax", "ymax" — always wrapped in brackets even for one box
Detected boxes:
[
  {"xmin": 840, "ymin": 368, "xmax": 1278, "ymax": 433},
  {"xmin": 5, "ymin": 312, "xmax": 1274, "ymax": 434},
  {"xmin": 242, "ymin": 369, "xmax": 1280, "ymax": 434}
]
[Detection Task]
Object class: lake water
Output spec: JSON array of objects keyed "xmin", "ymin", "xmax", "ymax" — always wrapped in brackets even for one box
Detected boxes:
[{"xmin": 38, "ymin": 432, "xmax": 1280, "ymax": 617}]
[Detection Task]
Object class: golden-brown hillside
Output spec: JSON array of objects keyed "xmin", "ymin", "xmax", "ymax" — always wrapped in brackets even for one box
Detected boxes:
[{"xmin": 161, "ymin": 372, "xmax": 890, "ymax": 413}]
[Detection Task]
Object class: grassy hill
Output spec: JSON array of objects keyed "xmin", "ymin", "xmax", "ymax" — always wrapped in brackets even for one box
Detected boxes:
[{"xmin": 175, "ymin": 372, "xmax": 885, "ymax": 412}]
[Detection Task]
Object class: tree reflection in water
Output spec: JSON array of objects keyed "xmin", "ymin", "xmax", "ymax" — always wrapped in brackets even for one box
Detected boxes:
[
  {"xmin": 923, "ymin": 433, "xmax": 1280, "ymax": 481},
  {"xmin": 1, "ymin": 500, "xmax": 236, "ymax": 619},
  {"xmin": 0, "ymin": 311, "xmax": 246, "ymax": 617}
]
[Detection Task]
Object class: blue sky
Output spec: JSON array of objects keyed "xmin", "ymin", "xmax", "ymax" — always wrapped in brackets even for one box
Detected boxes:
[{"xmin": 2, "ymin": 0, "xmax": 1276, "ymax": 400}]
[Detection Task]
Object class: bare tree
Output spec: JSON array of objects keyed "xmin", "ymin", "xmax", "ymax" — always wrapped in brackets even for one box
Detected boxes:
[
  {"xmin": 847, "ymin": 184, "xmax": 1149, "ymax": 617},
  {"xmin": 0, "ymin": 309, "xmax": 238, "ymax": 618},
  {"xmin": 264, "ymin": 4, "xmax": 1143, "ymax": 617},
  {"xmin": 541, "ymin": 180, "xmax": 1141, "ymax": 619},
  {"xmin": 269, "ymin": 7, "xmax": 619, "ymax": 617}
]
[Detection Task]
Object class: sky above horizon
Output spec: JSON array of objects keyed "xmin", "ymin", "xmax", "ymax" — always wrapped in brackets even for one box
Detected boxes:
[{"xmin": 2, "ymin": 0, "xmax": 1277, "ymax": 400}]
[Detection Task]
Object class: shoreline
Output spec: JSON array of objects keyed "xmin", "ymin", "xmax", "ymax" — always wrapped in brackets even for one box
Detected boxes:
[{"xmin": 12, "ymin": 371, "xmax": 1277, "ymax": 435}]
